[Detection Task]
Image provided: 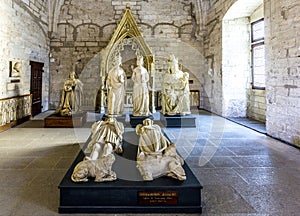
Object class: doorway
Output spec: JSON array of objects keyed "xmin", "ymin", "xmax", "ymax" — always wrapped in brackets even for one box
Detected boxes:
[{"xmin": 30, "ymin": 61, "xmax": 44, "ymax": 116}]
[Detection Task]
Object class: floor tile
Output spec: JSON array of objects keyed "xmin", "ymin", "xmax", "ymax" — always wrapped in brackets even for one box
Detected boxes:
[{"xmin": 1, "ymin": 110, "xmax": 300, "ymax": 215}]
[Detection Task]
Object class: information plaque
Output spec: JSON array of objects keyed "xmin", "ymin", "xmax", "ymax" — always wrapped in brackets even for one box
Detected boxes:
[{"xmin": 138, "ymin": 191, "xmax": 178, "ymax": 205}]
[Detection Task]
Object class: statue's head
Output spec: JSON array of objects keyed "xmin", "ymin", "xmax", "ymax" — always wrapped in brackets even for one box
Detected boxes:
[
  {"xmin": 13, "ymin": 62, "xmax": 22, "ymax": 72},
  {"xmin": 169, "ymin": 54, "xmax": 178, "ymax": 64},
  {"xmin": 137, "ymin": 55, "xmax": 144, "ymax": 66},
  {"xmin": 105, "ymin": 115, "xmax": 116, "ymax": 122},
  {"xmin": 143, "ymin": 118, "xmax": 153, "ymax": 126},
  {"xmin": 116, "ymin": 53, "xmax": 122, "ymax": 66},
  {"xmin": 69, "ymin": 71, "xmax": 76, "ymax": 79},
  {"xmin": 168, "ymin": 54, "xmax": 179, "ymax": 72}
]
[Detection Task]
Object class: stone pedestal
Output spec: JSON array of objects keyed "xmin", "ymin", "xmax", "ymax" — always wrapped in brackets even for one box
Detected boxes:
[
  {"xmin": 58, "ymin": 130, "xmax": 202, "ymax": 214},
  {"xmin": 160, "ymin": 113, "xmax": 196, "ymax": 128},
  {"xmin": 102, "ymin": 114, "xmax": 126, "ymax": 124},
  {"xmin": 44, "ymin": 112, "xmax": 87, "ymax": 128},
  {"xmin": 129, "ymin": 114, "xmax": 154, "ymax": 127}
]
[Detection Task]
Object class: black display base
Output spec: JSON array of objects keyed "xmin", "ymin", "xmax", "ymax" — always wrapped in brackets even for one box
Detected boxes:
[
  {"xmin": 44, "ymin": 112, "xmax": 87, "ymax": 128},
  {"xmin": 102, "ymin": 114, "xmax": 126, "ymax": 124},
  {"xmin": 58, "ymin": 130, "xmax": 202, "ymax": 214},
  {"xmin": 129, "ymin": 114, "xmax": 154, "ymax": 127},
  {"xmin": 160, "ymin": 113, "xmax": 196, "ymax": 128}
]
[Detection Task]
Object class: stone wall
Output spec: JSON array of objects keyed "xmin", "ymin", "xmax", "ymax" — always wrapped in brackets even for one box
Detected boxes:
[
  {"xmin": 222, "ymin": 17, "xmax": 250, "ymax": 117},
  {"xmin": 247, "ymin": 89, "xmax": 266, "ymax": 122},
  {"xmin": 202, "ymin": 0, "xmax": 230, "ymax": 114},
  {"xmin": 265, "ymin": 0, "xmax": 300, "ymax": 146},
  {"xmin": 49, "ymin": 0, "xmax": 205, "ymax": 111},
  {"xmin": 203, "ymin": 0, "xmax": 265, "ymax": 117},
  {"xmin": 0, "ymin": 0, "xmax": 50, "ymax": 112},
  {"xmin": 204, "ymin": 0, "xmax": 299, "ymax": 145}
]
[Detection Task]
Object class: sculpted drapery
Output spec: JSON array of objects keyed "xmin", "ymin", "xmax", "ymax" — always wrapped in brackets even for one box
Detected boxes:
[
  {"xmin": 55, "ymin": 71, "xmax": 83, "ymax": 116},
  {"xmin": 135, "ymin": 118, "xmax": 186, "ymax": 181},
  {"xmin": 106, "ymin": 54, "xmax": 126, "ymax": 116},
  {"xmin": 132, "ymin": 56, "xmax": 151, "ymax": 116},
  {"xmin": 85, "ymin": 117, "xmax": 124, "ymax": 160},
  {"xmin": 162, "ymin": 54, "xmax": 191, "ymax": 116},
  {"xmin": 136, "ymin": 118, "xmax": 170, "ymax": 158}
]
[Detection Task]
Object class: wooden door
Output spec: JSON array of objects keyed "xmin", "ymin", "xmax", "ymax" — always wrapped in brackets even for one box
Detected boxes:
[{"xmin": 30, "ymin": 61, "xmax": 43, "ymax": 116}]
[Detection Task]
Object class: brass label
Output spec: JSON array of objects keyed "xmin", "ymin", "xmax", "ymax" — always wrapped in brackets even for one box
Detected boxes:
[{"xmin": 138, "ymin": 191, "xmax": 178, "ymax": 205}]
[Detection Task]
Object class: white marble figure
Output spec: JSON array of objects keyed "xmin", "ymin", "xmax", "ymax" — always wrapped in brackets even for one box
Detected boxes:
[
  {"xmin": 85, "ymin": 116, "xmax": 124, "ymax": 159},
  {"xmin": 132, "ymin": 56, "xmax": 151, "ymax": 116},
  {"xmin": 136, "ymin": 118, "xmax": 186, "ymax": 181},
  {"xmin": 71, "ymin": 154, "xmax": 116, "ymax": 182},
  {"xmin": 106, "ymin": 54, "xmax": 126, "ymax": 116},
  {"xmin": 11, "ymin": 62, "xmax": 21, "ymax": 77},
  {"xmin": 0, "ymin": 102, "xmax": 3, "ymax": 126},
  {"xmin": 162, "ymin": 54, "xmax": 191, "ymax": 116},
  {"xmin": 72, "ymin": 117, "xmax": 124, "ymax": 183},
  {"xmin": 2, "ymin": 101, "xmax": 9, "ymax": 125},
  {"xmin": 55, "ymin": 71, "xmax": 83, "ymax": 116}
]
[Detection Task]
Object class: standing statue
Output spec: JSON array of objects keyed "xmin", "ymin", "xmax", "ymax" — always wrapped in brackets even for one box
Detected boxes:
[
  {"xmin": 132, "ymin": 56, "xmax": 151, "ymax": 116},
  {"xmin": 136, "ymin": 118, "xmax": 186, "ymax": 181},
  {"xmin": 162, "ymin": 54, "xmax": 191, "ymax": 116},
  {"xmin": 55, "ymin": 71, "xmax": 83, "ymax": 116},
  {"xmin": 106, "ymin": 54, "xmax": 126, "ymax": 116},
  {"xmin": 71, "ymin": 117, "xmax": 124, "ymax": 183}
]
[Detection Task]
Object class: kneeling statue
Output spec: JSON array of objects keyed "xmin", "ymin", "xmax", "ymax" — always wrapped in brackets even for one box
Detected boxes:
[
  {"xmin": 136, "ymin": 118, "xmax": 186, "ymax": 181},
  {"xmin": 55, "ymin": 71, "xmax": 83, "ymax": 116}
]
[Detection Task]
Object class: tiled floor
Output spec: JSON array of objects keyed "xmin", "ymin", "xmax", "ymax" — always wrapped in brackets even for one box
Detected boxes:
[
  {"xmin": 226, "ymin": 117, "xmax": 267, "ymax": 134},
  {"xmin": 0, "ymin": 110, "xmax": 300, "ymax": 215}
]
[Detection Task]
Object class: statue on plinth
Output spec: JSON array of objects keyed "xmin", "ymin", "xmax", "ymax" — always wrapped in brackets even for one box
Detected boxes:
[
  {"xmin": 136, "ymin": 118, "xmax": 186, "ymax": 181},
  {"xmin": 55, "ymin": 71, "xmax": 83, "ymax": 116},
  {"xmin": 162, "ymin": 54, "xmax": 191, "ymax": 116},
  {"xmin": 71, "ymin": 117, "xmax": 124, "ymax": 182},
  {"xmin": 132, "ymin": 56, "xmax": 151, "ymax": 116},
  {"xmin": 106, "ymin": 54, "xmax": 126, "ymax": 116}
]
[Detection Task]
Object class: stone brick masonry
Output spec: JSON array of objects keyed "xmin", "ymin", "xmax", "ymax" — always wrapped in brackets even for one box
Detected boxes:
[{"xmin": 0, "ymin": 0, "xmax": 49, "ymax": 111}]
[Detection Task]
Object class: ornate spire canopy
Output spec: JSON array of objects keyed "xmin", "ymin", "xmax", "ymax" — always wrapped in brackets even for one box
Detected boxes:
[{"xmin": 101, "ymin": 6, "xmax": 153, "ymax": 77}]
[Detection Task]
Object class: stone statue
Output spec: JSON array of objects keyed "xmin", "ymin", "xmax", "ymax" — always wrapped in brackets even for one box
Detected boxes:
[
  {"xmin": 162, "ymin": 54, "xmax": 191, "ymax": 116},
  {"xmin": 85, "ymin": 116, "xmax": 124, "ymax": 160},
  {"xmin": 55, "ymin": 71, "xmax": 83, "ymax": 116},
  {"xmin": 132, "ymin": 56, "xmax": 151, "ymax": 116},
  {"xmin": 106, "ymin": 54, "xmax": 126, "ymax": 116},
  {"xmin": 11, "ymin": 62, "xmax": 22, "ymax": 77},
  {"xmin": 136, "ymin": 118, "xmax": 186, "ymax": 181},
  {"xmin": 71, "ymin": 116, "xmax": 124, "ymax": 183},
  {"xmin": 136, "ymin": 118, "xmax": 170, "ymax": 158},
  {"xmin": 71, "ymin": 154, "xmax": 116, "ymax": 182}
]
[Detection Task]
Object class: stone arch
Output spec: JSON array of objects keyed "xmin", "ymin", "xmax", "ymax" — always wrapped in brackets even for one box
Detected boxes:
[
  {"xmin": 153, "ymin": 23, "xmax": 179, "ymax": 38},
  {"xmin": 48, "ymin": 0, "xmax": 65, "ymax": 34},
  {"xmin": 100, "ymin": 6, "xmax": 155, "ymax": 113},
  {"xmin": 101, "ymin": 23, "xmax": 117, "ymax": 41},
  {"xmin": 138, "ymin": 23, "xmax": 153, "ymax": 37},
  {"xmin": 74, "ymin": 23, "xmax": 101, "ymax": 41},
  {"xmin": 57, "ymin": 23, "xmax": 75, "ymax": 41},
  {"xmin": 101, "ymin": 6, "xmax": 154, "ymax": 78},
  {"xmin": 179, "ymin": 23, "xmax": 193, "ymax": 39}
]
